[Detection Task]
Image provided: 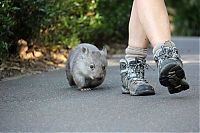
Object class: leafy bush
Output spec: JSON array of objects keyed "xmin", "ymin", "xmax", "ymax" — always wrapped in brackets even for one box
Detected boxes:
[
  {"xmin": 0, "ymin": 42, "xmax": 9, "ymax": 57},
  {"xmin": 11, "ymin": 0, "xmax": 50, "ymax": 43},
  {"xmin": 0, "ymin": 1, "xmax": 14, "ymax": 39},
  {"xmin": 166, "ymin": 0, "xmax": 200, "ymax": 36},
  {"xmin": 95, "ymin": 0, "xmax": 132, "ymax": 43},
  {"xmin": 40, "ymin": 0, "xmax": 103, "ymax": 48},
  {"xmin": 0, "ymin": 0, "xmax": 51, "ymax": 56},
  {"xmin": 0, "ymin": 0, "xmax": 14, "ymax": 56}
]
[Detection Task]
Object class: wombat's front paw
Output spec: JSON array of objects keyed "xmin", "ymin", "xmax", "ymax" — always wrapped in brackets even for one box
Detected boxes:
[{"xmin": 80, "ymin": 88, "xmax": 92, "ymax": 91}]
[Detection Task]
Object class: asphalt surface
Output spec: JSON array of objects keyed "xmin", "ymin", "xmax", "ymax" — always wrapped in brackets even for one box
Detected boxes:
[{"xmin": 0, "ymin": 37, "xmax": 199, "ymax": 132}]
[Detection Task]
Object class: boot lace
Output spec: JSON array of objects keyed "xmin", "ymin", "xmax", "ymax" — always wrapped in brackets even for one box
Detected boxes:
[
  {"xmin": 128, "ymin": 58, "xmax": 153, "ymax": 84},
  {"xmin": 154, "ymin": 45, "xmax": 180, "ymax": 66}
]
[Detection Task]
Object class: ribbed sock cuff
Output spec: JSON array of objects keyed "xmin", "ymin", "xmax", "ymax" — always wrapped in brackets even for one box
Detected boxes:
[{"xmin": 125, "ymin": 46, "xmax": 147, "ymax": 59}]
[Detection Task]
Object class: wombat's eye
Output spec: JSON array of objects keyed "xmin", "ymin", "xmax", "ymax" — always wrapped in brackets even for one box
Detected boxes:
[
  {"xmin": 90, "ymin": 64, "xmax": 95, "ymax": 70},
  {"xmin": 102, "ymin": 65, "xmax": 105, "ymax": 70}
]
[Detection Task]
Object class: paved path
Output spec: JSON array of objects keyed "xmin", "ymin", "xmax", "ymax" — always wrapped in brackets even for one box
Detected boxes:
[{"xmin": 0, "ymin": 37, "xmax": 199, "ymax": 132}]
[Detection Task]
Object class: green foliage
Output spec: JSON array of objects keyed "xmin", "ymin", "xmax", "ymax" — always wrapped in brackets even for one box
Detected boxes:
[
  {"xmin": 0, "ymin": 0, "xmax": 14, "ymax": 56},
  {"xmin": 0, "ymin": 42, "xmax": 9, "ymax": 57},
  {"xmin": 92, "ymin": 0, "xmax": 132, "ymax": 44},
  {"xmin": 166, "ymin": 0, "xmax": 200, "ymax": 36},
  {"xmin": 0, "ymin": 0, "xmax": 14, "ymax": 40},
  {"xmin": 0, "ymin": 0, "xmax": 50, "ymax": 56},
  {"xmin": 40, "ymin": 0, "xmax": 104, "ymax": 48},
  {"xmin": 11, "ymin": 0, "xmax": 49, "ymax": 42}
]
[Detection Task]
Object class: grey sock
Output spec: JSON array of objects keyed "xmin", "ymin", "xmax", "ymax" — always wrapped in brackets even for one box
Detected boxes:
[
  {"xmin": 125, "ymin": 46, "xmax": 147, "ymax": 60},
  {"xmin": 153, "ymin": 40, "xmax": 176, "ymax": 55}
]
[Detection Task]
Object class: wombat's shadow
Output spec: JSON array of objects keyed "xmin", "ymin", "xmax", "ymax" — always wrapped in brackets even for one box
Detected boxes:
[{"xmin": 66, "ymin": 85, "xmax": 109, "ymax": 92}]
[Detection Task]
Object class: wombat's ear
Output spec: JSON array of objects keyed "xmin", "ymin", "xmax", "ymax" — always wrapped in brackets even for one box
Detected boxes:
[
  {"xmin": 82, "ymin": 47, "xmax": 89, "ymax": 55},
  {"xmin": 101, "ymin": 46, "xmax": 107, "ymax": 56}
]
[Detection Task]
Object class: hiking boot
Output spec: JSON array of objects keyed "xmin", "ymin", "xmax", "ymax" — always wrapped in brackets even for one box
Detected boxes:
[
  {"xmin": 120, "ymin": 58, "xmax": 130, "ymax": 94},
  {"xmin": 153, "ymin": 41, "xmax": 189, "ymax": 94},
  {"xmin": 120, "ymin": 57, "xmax": 155, "ymax": 96}
]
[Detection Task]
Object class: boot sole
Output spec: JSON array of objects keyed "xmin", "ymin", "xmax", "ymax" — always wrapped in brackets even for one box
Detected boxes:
[
  {"xmin": 130, "ymin": 89, "xmax": 155, "ymax": 96},
  {"xmin": 122, "ymin": 87, "xmax": 155, "ymax": 96},
  {"xmin": 159, "ymin": 64, "xmax": 189, "ymax": 94}
]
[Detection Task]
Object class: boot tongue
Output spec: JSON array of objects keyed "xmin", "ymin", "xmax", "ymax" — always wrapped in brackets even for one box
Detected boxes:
[
  {"xmin": 126, "ymin": 57, "xmax": 136, "ymax": 63},
  {"xmin": 128, "ymin": 58, "xmax": 145, "ymax": 79},
  {"xmin": 126, "ymin": 57, "xmax": 144, "ymax": 63}
]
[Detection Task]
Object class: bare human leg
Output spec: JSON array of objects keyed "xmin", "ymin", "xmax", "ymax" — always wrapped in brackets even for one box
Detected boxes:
[
  {"xmin": 135, "ymin": 0, "xmax": 171, "ymax": 47},
  {"xmin": 128, "ymin": 1, "xmax": 148, "ymax": 49}
]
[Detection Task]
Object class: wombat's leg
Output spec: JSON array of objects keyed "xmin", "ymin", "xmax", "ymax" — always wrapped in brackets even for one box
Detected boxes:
[
  {"xmin": 66, "ymin": 70, "xmax": 76, "ymax": 86},
  {"xmin": 73, "ymin": 74, "xmax": 86, "ymax": 89},
  {"xmin": 68, "ymin": 76, "xmax": 76, "ymax": 86},
  {"xmin": 66, "ymin": 63, "xmax": 76, "ymax": 86}
]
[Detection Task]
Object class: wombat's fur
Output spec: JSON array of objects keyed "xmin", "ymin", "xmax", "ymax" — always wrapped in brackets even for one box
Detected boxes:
[{"xmin": 66, "ymin": 43, "xmax": 107, "ymax": 89}]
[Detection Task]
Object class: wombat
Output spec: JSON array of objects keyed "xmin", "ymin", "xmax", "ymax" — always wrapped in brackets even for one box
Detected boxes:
[{"xmin": 66, "ymin": 43, "xmax": 107, "ymax": 90}]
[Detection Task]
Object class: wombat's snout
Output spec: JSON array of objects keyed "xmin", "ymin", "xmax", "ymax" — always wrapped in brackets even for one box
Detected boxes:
[
  {"xmin": 96, "ymin": 77, "xmax": 103, "ymax": 81},
  {"xmin": 91, "ymin": 73, "xmax": 105, "ymax": 80}
]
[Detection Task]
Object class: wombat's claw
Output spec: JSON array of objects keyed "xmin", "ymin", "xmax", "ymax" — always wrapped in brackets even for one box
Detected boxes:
[{"xmin": 80, "ymin": 88, "xmax": 91, "ymax": 91}]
